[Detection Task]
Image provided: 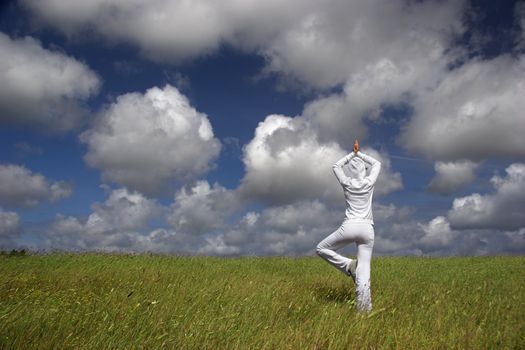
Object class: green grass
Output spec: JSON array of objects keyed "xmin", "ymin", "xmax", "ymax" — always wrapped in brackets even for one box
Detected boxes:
[{"xmin": 0, "ymin": 254, "xmax": 523, "ymax": 349}]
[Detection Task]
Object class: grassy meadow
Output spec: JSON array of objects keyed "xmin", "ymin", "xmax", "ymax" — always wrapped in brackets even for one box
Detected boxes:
[{"xmin": 0, "ymin": 253, "xmax": 523, "ymax": 349}]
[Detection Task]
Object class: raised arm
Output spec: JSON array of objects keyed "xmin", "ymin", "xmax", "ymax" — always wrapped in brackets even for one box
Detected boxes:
[
  {"xmin": 356, "ymin": 151, "xmax": 381, "ymax": 185},
  {"xmin": 332, "ymin": 152, "xmax": 356, "ymax": 185}
]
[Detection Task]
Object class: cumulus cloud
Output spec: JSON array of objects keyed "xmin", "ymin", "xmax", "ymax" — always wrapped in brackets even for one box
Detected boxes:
[
  {"xmin": 0, "ymin": 209, "xmax": 21, "ymax": 249},
  {"xmin": 373, "ymin": 202, "xmax": 414, "ymax": 223},
  {"xmin": 81, "ymin": 85, "xmax": 221, "ymax": 195},
  {"xmin": 214, "ymin": 200, "xmax": 496, "ymax": 257},
  {"xmin": 39, "ymin": 186, "xmax": 239, "ymax": 254},
  {"xmin": 167, "ymin": 181, "xmax": 238, "ymax": 235},
  {"xmin": 22, "ymin": 1, "xmax": 463, "ymax": 84},
  {"xmin": 0, "ymin": 164, "xmax": 72, "ymax": 208},
  {"xmin": 260, "ymin": 0, "xmax": 464, "ymax": 89},
  {"xmin": 298, "ymin": 56, "xmax": 427, "ymax": 146},
  {"xmin": 26, "ymin": 0, "xmax": 525, "ymax": 167},
  {"xmin": 427, "ymin": 160, "xmax": 479, "ymax": 195},
  {"xmin": 239, "ymin": 114, "xmax": 402, "ymax": 204},
  {"xmin": 29, "ymin": 180, "xmax": 337, "ymax": 255},
  {"xmin": 448, "ymin": 163, "xmax": 525, "ymax": 230},
  {"xmin": 369, "ymin": 204, "xmax": 525, "ymax": 256},
  {"xmin": 21, "ymin": 0, "xmax": 319, "ymax": 63},
  {"xmin": 210, "ymin": 202, "xmax": 411, "ymax": 257},
  {"xmin": 0, "ymin": 210, "xmax": 20, "ymax": 236},
  {"xmin": 87, "ymin": 188, "xmax": 162, "ymax": 232},
  {"xmin": 362, "ymin": 202, "xmax": 426, "ymax": 255},
  {"xmin": 30, "ymin": 0, "xmax": 519, "ymax": 165},
  {"xmin": 220, "ymin": 200, "xmax": 341, "ymax": 256},
  {"xmin": 21, "ymin": 1, "xmax": 466, "ymax": 143},
  {"xmin": 239, "ymin": 114, "xmax": 345, "ymax": 204},
  {"xmin": 28, "ymin": 191, "xmax": 525, "ymax": 255},
  {"xmin": 20, "ymin": 0, "xmax": 296, "ymax": 63},
  {"xmin": 0, "ymin": 32, "xmax": 100, "ymax": 132},
  {"xmin": 17, "ymin": 0, "xmax": 525, "ymax": 257},
  {"xmin": 43, "ymin": 188, "xmax": 163, "ymax": 251},
  {"xmin": 417, "ymin": 215, "xmax": 525, "ymax": 255},
  {"xmin": 182, "ymin": 201, "xmax": 418, "ymax": 257},
  {"xmin": 399, "ymin": 55, "xmax": 525, "ymax": 160},
  {"xmin": 418, "ymin": 216, "xmax": 456, "ymax": 250},
  {"xmin": 197, "ymin": 235, "xmax": 241, "ymax": 256},
  {"xmin": 47, "ymin": 216, "xmax": 198, "ymax": 254},
  {"xmin": 37, "ymin": 185, "xmax": 239, "ymax": 254}
]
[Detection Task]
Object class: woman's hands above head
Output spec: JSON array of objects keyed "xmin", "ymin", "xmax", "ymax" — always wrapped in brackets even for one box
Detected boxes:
[{"xmin": 353, "ymin": 139, "xmax": 359, "ymax": 154}]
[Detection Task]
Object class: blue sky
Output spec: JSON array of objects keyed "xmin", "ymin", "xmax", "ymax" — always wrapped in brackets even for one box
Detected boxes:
[{"xmin": 0, "ymin": 0, "xmax": 524, "ymax": 255}]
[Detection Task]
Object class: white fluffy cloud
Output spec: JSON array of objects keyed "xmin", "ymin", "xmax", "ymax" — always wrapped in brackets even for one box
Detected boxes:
[
  {"xmin": 209, "ymin": 201, "xmax": 413, "ymax": 256},
  {"xmin": 369, "ymin": 204, "xmax": 525, "ymax": 256},
  {"xmin": 399, "ymin": 55, "xmax": 525, "ymax": 160},
  {"xmin": 22, "ymin": 0, "xmax": 464, "ymax": 86},
  {"xmin": 427, "ymin": 160, "xmax": 479, "ymax": 195},
  {"xmin": 299, "ymin": 56, "xmax": 429, "ymax": 146},
  {"xmin": 167, "ymin": 181, "xmax": 238, "ymax": 235},
  {"xmin": 87, "ymin": 188, "xmax": 162, "ymax": 232},
  {"xmin": 16, "ymin": 0, "xmax": 525, "ymax": 256},
  {"xmin": 44, "ymin": 188, "xmax": 162, "ymax": 251},
  {"xmin": 196, "ymin": 235, "xmax": 241, "ymax": 256},
  {"xmin": 0, "ymin": 209, "xmax": 21, "ymax": 249},
  {"xmin": 26, "ymin": 192, "xmax": 525, "ymax": 255},
  {"xmin": 239, "ymin": 114, "xmax": 345, "ymax": 204},
  {"xmin": 448, "ymin": 163, "xmax": 525, "ymax": 230},
  {"xmin": 39, "ymin": 185, "xmax": 240, "ymax": 254},
  {"xmin": 239, "ymin": 114, "xmax": 402, "ymax": 204},
  {"xmin": 0, "ymin": 164, "xmax": 72, "ymax": 208},
  {"xmin": 20, "ymin": 0, "xmax": 466, "ymax": 146},
  {"xmin": 260, "ymin": 0, "xmax": 464, "ymax": 89},
  {"xmin": 0, "ymin": 32, "xmax": 100, "ymax": 132},
  {"xmin": 418, "ymin": 216, "xmax": 456, "ymax": 250},
  {"xmin": 20, "ymin": 0, "xmax": 463, "ymax": 86},
  {"xmin": 219, "ymin": 200, "xmax": 341, "ymax": 256},
  {"xmin": 372, "ymin": 162, "xmax": 525, "ymax": 255},
  {"xmin": 0, "ymin": 210, "xmax": 20, "ymax": 235},
  {"xmin": 215, "ymin": 198, "xmax": 523, "ymax": 257},
  {"xmin": 81, "ymin": 85, "xmax": 221, "ymax": 195},
  {"xmin": 21, "ymin": 0, "xmax": 313, "ymax": 63},
  {"xmin": 27, "ymin": 0, "xmax": 525, "ymax": 165},
  {"xmin": 24, "ymin": 0, "xmax": 525, "ymax": 165}
]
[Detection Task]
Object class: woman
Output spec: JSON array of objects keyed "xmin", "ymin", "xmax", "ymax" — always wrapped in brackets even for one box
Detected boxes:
[{"xmin": 316, "ymin": 139, "xmax": 381, "ymax": 312}]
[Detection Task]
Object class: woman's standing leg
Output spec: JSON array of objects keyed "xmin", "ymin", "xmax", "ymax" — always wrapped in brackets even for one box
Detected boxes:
[
  {"xmin": 316, "ymin": 223, "xmax": 355, "ymax": 276},
  {"xmin": 355, "ymin": 224, "xmax": 375, "ymax": 312}
]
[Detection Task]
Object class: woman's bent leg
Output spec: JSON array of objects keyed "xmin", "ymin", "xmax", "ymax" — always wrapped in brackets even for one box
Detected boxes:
[
  {"xmin": 355, "ymin": 225, "xmax": 375, "ymax": 312},
  {"xmin": 316, "ymin": 225, "xmax": 354, "ymax": 276}
]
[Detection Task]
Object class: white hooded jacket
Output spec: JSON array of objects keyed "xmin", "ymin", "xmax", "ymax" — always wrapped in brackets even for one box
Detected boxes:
[{"xmin": 332, "ymin": 151, "xmax": 381, "ymax": 224}]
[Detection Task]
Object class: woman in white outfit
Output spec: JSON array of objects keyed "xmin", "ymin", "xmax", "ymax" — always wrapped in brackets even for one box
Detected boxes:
[{"xmin": 316, "ymin": 139, "xmax": 381, "ymax": 312}]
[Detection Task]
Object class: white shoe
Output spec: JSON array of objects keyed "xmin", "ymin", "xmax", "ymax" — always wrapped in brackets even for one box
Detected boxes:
[{"xmin": 347, "ymin": 259, "xmax": 357, "ymax": 284}]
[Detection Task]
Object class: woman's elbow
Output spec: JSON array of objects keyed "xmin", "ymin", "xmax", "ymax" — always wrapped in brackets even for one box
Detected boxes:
[{"xmin": 370, "ymin": 162, "xmax": 381, "ymax": 174}]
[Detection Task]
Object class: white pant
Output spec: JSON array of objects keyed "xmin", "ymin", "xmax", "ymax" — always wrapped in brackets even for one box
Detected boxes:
[{"xmin": 316, "ymin": 221, "xmax": 375, "ymax": 312}]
